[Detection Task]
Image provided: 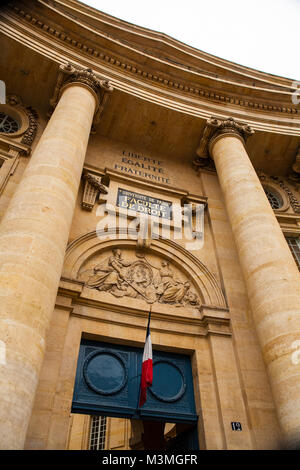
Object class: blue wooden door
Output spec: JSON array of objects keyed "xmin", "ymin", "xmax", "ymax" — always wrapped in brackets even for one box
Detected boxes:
[{"xmin": 72, "ymin": 340, "xmax": 197, "ymax": 424}]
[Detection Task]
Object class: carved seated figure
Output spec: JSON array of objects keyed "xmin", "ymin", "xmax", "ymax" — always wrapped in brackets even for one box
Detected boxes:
[
  {"xmin": 156, "ymin": 261, "xmax": 191, "ymax": 305},
  {"xmin": 86, "ymin": 248, "xmax": 130, "ymax": 291}
]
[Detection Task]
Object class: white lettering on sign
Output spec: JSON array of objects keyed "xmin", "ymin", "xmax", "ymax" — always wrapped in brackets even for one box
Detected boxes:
[{"xmin": 117, "ymin": 188, "xmax": 172, "ymax": 220}]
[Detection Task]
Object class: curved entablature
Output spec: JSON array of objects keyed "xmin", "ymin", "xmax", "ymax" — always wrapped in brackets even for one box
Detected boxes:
[
  {"xmin": 63, "ymin": 230, "xmax": 227, "ymax": 309},
  {"xmin": 1, "ymin": 0, "xmax": 299, "ymax": 135},
  {"xmin": 38, "ymin": 0, "xmax": 296, "ymax": 94}
]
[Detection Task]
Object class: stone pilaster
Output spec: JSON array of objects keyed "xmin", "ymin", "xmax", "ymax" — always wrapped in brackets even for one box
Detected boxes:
[
  {"xmin": 198, "ymin": 116, "xmax": 300, "ymax": 448},
  {"xmin": 0, "ymin": 64, "xmax": 112, "ymax": 449}
]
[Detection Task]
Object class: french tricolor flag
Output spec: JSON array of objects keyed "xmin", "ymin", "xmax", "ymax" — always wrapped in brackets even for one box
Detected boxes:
[{"xmin": 139, "ymin": 309, "xmax": 153, "ymax": 407}]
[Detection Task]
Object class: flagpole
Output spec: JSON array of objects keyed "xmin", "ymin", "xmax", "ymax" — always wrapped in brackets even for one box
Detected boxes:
[
  {"xmin": 137, "ymin": 305, "xmax": 152, "ymax": 410},
  {"xmin": 146, "ymin": 305, "xmax": 152, "ymax": 337}
]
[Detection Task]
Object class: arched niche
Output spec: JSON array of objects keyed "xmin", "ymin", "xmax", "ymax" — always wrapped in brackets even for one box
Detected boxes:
[{"xmin": 63, "ymin": 230, "xmax": 227, "ymax": 309}]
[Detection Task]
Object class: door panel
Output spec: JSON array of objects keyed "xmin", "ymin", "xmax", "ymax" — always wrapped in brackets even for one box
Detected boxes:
[{"xmin": 72, "ymin": 340, "xmax": 197, "ymax": 424}]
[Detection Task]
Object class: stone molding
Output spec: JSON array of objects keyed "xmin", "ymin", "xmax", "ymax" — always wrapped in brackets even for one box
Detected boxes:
[
  {"xmin": 193, "ymin": 117, "xmax": 254, "ymax": 170},
  {"xmin": 8, "ymin": 3, "xmax": 300, "ymax": 116},
  {"xmin": 0, "ymin": 136, "xmax": 30, "ymax": 156},
  {"xmin": 83, "ymin": 165, "xmax": 208, "ymax": 201},
  {"xmin": 49, "ymin": 63, "xmax": 113, "ymax": 125},
  {"xmin": 58, "ymin": 279, "xmax": 231, "ymax": 338}
]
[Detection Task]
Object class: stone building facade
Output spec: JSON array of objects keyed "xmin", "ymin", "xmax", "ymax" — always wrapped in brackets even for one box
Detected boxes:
[{"xmin": 0, "ymin": 0, "xmax": 300, "ymax": 450}]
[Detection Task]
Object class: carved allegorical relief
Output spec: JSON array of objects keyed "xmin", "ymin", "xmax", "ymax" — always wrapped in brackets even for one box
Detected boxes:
[{"xmin": 78, "ymin": 248, "xmax": 201, "ymax": 307}]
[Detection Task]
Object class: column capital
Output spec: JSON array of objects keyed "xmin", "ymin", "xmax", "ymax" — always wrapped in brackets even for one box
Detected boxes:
[
  {"xmin": 49, "ymin": 63, "xmax": 113, "ymax": 126},
  {"xmin": 196, "ymin": 116, "xmax": 254, "ymax": 159}
]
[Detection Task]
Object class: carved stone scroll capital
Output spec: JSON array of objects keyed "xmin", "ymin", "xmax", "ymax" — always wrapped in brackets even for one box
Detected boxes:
[
  {"xmin": 193, "ymin": 116, "xmax": 254, "ymax": 171},
  {"xmin": 82, "ymin": 171, "xmax": 108, "ymax": 211},
  {"xmin": 49, "ymin": 62, "xmax": 113, "ymax": 125}
]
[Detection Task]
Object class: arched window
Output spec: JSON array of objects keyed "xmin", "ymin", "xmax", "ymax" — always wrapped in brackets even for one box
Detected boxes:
[
  {"xmin": 263, "ymin": 186, "xmax": 283, "ymax": 210},
  {"xmin": 0, "ymin": 97, "xmax": 38, "ymax": 146},
  {"xmin": 0, "ymin": 112, "xmax": 20, "ymax": 134}
]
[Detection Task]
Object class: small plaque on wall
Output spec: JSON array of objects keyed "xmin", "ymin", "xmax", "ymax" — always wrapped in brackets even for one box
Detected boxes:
[
  {"xmin": 116, "ymin": 188, "xmax": 172, "ymax": 220},
  {"xmin": 231, "ymin": 422, "xmax": 242, "ymax": 431}
]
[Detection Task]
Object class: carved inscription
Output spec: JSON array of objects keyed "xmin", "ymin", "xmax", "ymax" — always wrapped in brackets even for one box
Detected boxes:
[{"xmin": 114, "ymin": 151, "xmax": 171, "ymax": 184}]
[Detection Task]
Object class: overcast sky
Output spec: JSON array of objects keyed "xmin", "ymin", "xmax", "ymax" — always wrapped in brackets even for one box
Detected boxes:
[{"xmin": 81, "ymin": 0, "xmax": 299, "ymax": 80}]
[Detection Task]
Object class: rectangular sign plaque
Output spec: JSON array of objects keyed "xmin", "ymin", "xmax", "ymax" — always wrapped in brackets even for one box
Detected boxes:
[{"xmin": 116, "ymin": 188, "xmax": 172, "ymax": 220}]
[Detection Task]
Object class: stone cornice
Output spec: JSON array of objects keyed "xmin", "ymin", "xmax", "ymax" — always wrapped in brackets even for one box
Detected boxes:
[
  {"xmin": 5, "ymin": 2, "xmax": 300, "ymax": 118},
  {"xmin": 41, "ymin": 0, "xmax": 296, "ymax": 94},
  {"xmin": 57, "ymin": 281, "xmax": 230, "ymax": 336},
  {"xmin": 82, "ymin": 165, "xmax": 208, "ymax": 203},
  {"xmin": 0, "ymin": 135, "xmax": 31, "ymax": 155}
]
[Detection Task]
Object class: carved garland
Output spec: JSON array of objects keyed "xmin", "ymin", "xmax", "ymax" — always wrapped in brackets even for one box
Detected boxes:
[
  {"xmin": 8, "ymin": 3, "xmax": 300, "ymax": 115},
  {"xmin": 21, "ymin": 106, "xmax": 38, "ymax": 145}
]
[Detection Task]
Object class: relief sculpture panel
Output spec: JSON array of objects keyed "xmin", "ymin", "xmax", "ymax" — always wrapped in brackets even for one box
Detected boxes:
[{"xmin": 78, "ymin": 248, "xmax": 201, "ymax": 307}]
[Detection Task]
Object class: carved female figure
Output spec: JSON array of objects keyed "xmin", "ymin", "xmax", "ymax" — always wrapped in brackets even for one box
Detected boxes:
[
  {"xmin": 156, "ymin": 261, "xmax": 189, "ymax": 304},
  {"xmin": 86, "ymin": 248, "xmax": 130, "ymax": 291}
]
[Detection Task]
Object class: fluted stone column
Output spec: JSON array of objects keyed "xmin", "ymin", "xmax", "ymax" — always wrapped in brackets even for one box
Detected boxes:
[
  {"xmin": 0, "ymin": 64, "xmax": 112, "ymax": 449},
  {"xmin": 197, "ymin": 117, "xmax": 300, "ymax": 448}
]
